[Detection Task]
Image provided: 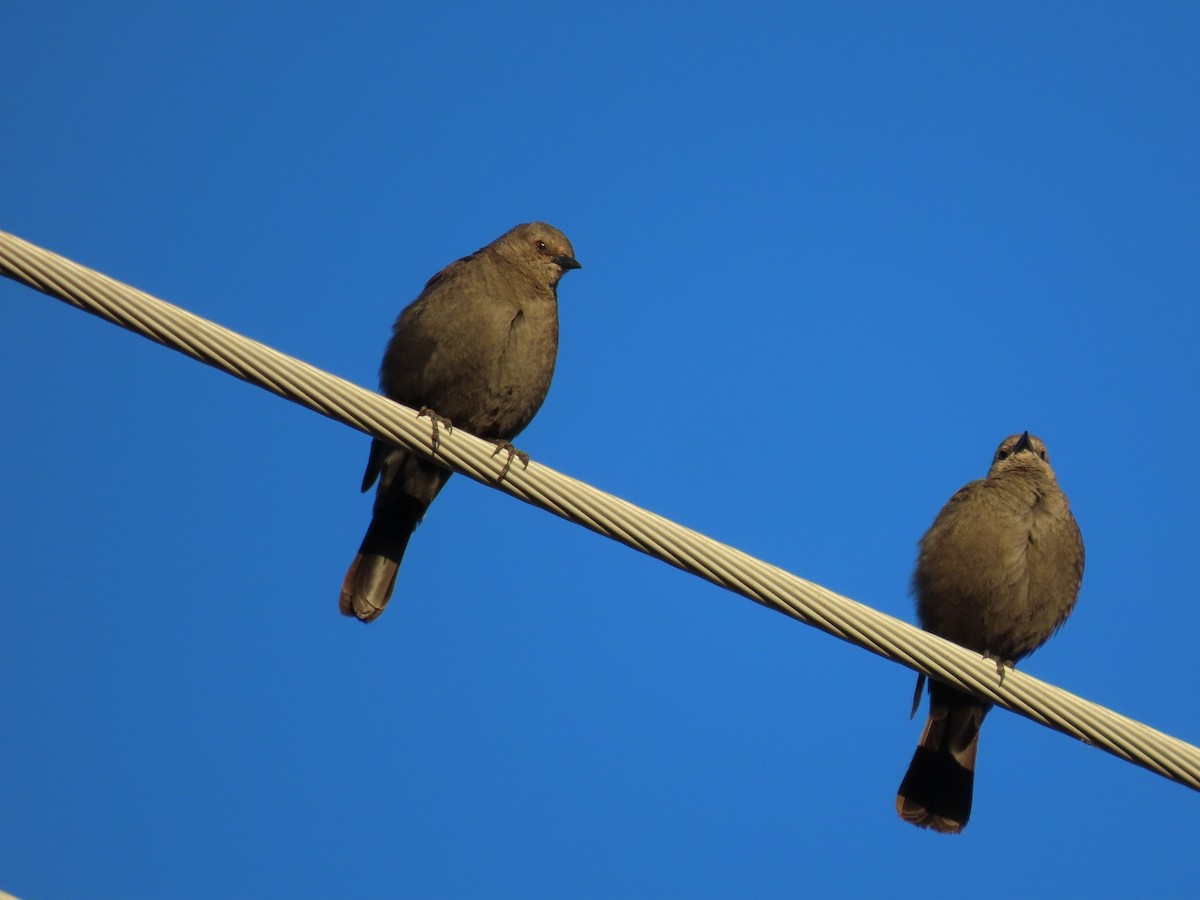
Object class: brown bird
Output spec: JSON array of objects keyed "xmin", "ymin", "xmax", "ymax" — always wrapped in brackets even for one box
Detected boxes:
[
  {"xmin": 896, "ymin": 432, "xmax": 1084, "ymax": 833},
  {"xmin": 339, "ymin": 222, "xmax": 581, "ymax": 623}
]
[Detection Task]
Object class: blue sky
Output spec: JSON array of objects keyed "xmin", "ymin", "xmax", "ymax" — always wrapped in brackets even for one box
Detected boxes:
[{"xmin": 3, "ymin": 3, "xmax": 1198, "ymax": 897}]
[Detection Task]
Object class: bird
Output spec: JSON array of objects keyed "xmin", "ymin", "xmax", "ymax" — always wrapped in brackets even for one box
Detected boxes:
[
  {"xmin": 896, "ymin": 431, "xmax": 1084, "ymax": 833},
  {"xmin": 339, "ymin": 222, "xmax": 581, "ymax": 623}
]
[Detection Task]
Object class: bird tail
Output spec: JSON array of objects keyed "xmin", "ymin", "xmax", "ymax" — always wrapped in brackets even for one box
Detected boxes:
[
  {"xmin": 895, "ymin": 682, "xmax": 991, "ymax": 833},
  {"xmin": 339, "ymin": 444, "xmax": 450, "ymax": 623},
  {"xmin": 339, "ymin": 496, "xmax": 425, "ymax": 622}
]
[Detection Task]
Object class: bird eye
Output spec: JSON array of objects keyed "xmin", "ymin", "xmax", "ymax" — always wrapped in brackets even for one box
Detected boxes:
[
  {"xmin": 1038, "ymin": 450, "xmax": 1047, "ymax": 460},
  {"xmin": 536, "ymin": 240, "xmax": 547, "ymax": 252},
  {"xmin": 997, "ymin": 450, "xmax": 1010, "ymax": 460}
]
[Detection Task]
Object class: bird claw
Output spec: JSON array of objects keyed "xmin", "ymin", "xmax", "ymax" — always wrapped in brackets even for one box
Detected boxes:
[
  {"xmin": 984, "ymin": 652, "xmax": 1015, "ymax": 684},
  {"xmin": 909, "ymin": 673, "xmax": 927, "ymax": 719},
  {"xmin": 417, "ymin": 407, "xmax": 453, "ymax": 454},
  {"xmin": 491, "ymin": 440, "xmax": 530, "ymax": 482}
]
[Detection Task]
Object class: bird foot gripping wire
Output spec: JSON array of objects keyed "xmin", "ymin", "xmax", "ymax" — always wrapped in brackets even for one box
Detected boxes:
[
  {"xmin": 417, "ymin": 407, "xmax": 453, "ymax": 454},
  {"xmin": 984, "ymin": 652, "xmax": 1016, "ymax": 685},
  {"xmin": 491, "ymin": 440, "xmax": 530, "ymax": 483},
  {"xmin": 909, "ymin": 652, "xmax": 1014, "ymax": 721}
]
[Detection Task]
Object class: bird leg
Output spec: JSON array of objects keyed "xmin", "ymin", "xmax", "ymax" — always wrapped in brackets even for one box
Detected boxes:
[
  {"xmin": 417, "ymin": 407, "xmax": 454, "ymax": 454},
  {"xmin": 491, "ymin": 440, "xmax": 530, "ymax": 482}
]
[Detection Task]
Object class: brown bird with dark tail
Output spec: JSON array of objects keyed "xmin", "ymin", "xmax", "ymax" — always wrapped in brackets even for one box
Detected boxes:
[
  {"xmin": 896, "ymin": 432, "xmax": 1084, "ymax": 833},
  {"xmin": 340, "ymin": 222, "xmax": 581, "ymax": 623}
]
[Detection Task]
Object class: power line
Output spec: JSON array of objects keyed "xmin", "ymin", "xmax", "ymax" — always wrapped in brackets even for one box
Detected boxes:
[{"xmin": 3, "ymin": 228, "xmax": 1197, "ymax": 792}]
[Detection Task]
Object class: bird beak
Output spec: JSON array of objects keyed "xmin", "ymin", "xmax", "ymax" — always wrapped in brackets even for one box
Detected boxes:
[
  {"xmin": 554, "ymin": 255, "xmax": 582, "ymax": 271},
  {"xmin": 1013, "ymin": 431, "xmax": 1034, "ymax": 454}
]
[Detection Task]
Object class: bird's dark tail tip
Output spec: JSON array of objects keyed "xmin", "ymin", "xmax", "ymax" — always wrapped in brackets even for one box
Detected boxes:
[
  {"xmin": 339, "ymin": 553, "xmax": 399, "ymax": 623},
  {"xmin": 895, "ymin": 741, "xmax": 976, "ymax": 834},
  {"xmin": 895, "ymin": 793, "xmax": 967, "ymax": 834}
]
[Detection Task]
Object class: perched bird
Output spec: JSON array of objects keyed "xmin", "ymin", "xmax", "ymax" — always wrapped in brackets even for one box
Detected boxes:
[
  {"xmin": 896, "ymin": 432, "xmax": 1084, "ymax": 833},
  {"xmin": 340, "ymin": 222, "xmax": 581, "ymax": 623}
]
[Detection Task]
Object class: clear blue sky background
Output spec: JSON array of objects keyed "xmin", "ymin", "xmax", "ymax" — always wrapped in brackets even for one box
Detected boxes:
[{"xmin": 3, "ymin": 4, "xmax": 1198, "ymax": 898}]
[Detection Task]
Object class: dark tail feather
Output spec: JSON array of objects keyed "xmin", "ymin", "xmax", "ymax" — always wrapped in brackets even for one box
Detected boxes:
[
  {"xmin": 339, "ymin": 496, "xmax": 425, "ymax": 622},
  {"xmin": 896, "ymin": 683, "xmax": 990, "ymax": 833},
  {"xmin": 341, "ymin": 444, "xmax": 452, "ymax": 623}
]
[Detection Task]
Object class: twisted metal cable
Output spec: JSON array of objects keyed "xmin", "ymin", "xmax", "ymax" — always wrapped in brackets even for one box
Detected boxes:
[{"xmin": 3, "ymin": 228, "xmax": 1198, "ymax": 791}]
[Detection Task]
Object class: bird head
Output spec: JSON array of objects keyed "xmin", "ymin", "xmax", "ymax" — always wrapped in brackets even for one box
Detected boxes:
[
  {"xmin": 498, "ymin": 222, "xmax": 581, "ymax": 288},
  {"xmin": 989, "ymin": 431, "xmax": 1051, "ymax": 472}
]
